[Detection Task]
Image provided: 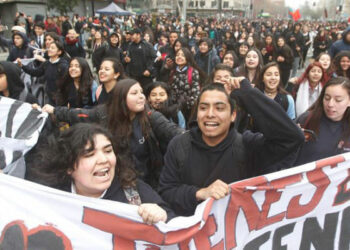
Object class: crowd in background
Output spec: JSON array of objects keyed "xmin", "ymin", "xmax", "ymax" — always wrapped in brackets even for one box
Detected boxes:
[{"xmin": 0, "ymin": 12, "xmax": 350, "ymax": 219}]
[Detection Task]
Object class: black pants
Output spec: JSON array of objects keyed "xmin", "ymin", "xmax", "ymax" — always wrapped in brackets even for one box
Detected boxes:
[{"xmin": 281, "ymin": 68, "xmax": 291, "ymax": 89}]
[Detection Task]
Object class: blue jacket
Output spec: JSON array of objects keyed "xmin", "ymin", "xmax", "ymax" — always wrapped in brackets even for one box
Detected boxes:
[{"xmin": 329, "ymin": 26, "xmax": 350, "ymax": 58}]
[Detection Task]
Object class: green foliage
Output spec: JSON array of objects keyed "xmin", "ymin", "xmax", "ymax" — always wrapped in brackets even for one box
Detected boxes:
[{"xmin": 47, "ymin": 0, "xmax": 79, "ymax": 15}]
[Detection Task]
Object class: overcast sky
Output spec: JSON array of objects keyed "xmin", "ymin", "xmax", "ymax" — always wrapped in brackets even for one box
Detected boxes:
[{"xmin": 284, "ymin": 0, "xmax": 318, "ymax": 9}]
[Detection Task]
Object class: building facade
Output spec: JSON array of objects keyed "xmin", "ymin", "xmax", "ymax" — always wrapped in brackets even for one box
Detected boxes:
[
  {"xmin": 0, "ymin": 0, "xmax": 111, "ymax": 30},
  {"xmin": 150, "ymin": 0, "xmax": 247, "ymax": 17}
]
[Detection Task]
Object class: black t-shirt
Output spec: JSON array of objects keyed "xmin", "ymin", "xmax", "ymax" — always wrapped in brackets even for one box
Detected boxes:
[
  {"xmin": 97, "ymin": 85, "xmax": 111, "ymax": 105},
  {"xmin": 67, "ymin": 82, "xmax": 94, "ymax": 108}
]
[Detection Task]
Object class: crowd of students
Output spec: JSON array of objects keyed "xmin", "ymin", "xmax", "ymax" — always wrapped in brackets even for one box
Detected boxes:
[{"xmin": 1, "ymin": 12, "xmax": 350, "ymax": 221}]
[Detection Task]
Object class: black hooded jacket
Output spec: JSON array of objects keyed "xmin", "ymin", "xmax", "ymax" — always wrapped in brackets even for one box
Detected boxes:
[
  {"xmin": 158, "ymin": 79, "xmax": 304, "ymax": 216},
  {"xmin": 0, "ymin": 61, "xmax": 37, "ymax": 103},
  {"xmin": 92, "ymin": 33, "xmax": 124, "ymax": 70},
  {"xmin": 7, "ymin": 32, "xmax": 33, "ymax": 62}
]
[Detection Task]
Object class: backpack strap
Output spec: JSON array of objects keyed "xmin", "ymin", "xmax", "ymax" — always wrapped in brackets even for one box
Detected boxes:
[
  {"xmin": 95, "ymin": 85, "xmax": 103, "ymax": 101},
  {"xmin": 187, "ymin": 66, "xmax": 193, "ymax": 86}
]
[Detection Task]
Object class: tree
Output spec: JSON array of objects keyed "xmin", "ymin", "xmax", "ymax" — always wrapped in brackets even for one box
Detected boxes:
[{"xmin": 47, "ymin": 0, "xmax": 79, "ymax": 15}]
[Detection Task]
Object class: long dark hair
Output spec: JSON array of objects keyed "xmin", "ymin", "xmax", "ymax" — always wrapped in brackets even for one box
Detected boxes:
[
  {"xmin": 27, "ymin": 123, "xmax": 137, "ymax": 189},
  {"xmin": 0, "ymin": 61, "xmax": 24, "ymax": 99},
  {"xmin": 44, "ymin": 32, "xmax": 60, "ymax": 49},
  {"xmin": 106, "ymin": 79, "xmax": 151, "ymax": 151},
  {"xmin": 222, "ymin": 50, "xmax": 239, "ymax": 69},
  {"xmin": 256, "ymin": 62, "xmax": 289, "ymax": 95},
  {"xmin": 174, "ymin": 47, "xmax": 207, "ymax": 86},
  {"xmin": 172, "ymin": 37, "xmax": 190, "ymax": 52},
  {"xmin": 304, "ymin": 77, "xmax": 350, "ymax": 140},
  {"xmin": 57, "ymin": 57, "xmax": 94, "ymax": 107},
  {"xmin": 145, "ymin": 81, "xmax": 181, "ymax": 124},
  {"xmin": 333, "ymin": 51, "xmax": 350, "ymax": 79},
  {"xmin": 100, "ymin": 57, "xmax": 126, "ymax": 83},
  {"xmin": 235, "ymin": 48, "xmax": 264, "ymax": 85}
]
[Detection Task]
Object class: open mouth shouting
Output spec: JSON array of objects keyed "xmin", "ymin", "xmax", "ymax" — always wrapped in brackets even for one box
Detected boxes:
[
  {"xmin": 203, "ymin": 121, "xmax": 220, "ymax": 130},
  {"xmin": 93, "ymin": 167, "xmax": 110, "ymax": 178}
]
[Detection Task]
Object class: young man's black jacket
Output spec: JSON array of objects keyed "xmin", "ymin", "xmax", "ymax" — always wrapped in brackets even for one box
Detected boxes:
[
  {"xmin": 92, "ymin": 42, "xmax": 124, "ymax": 70},
  {"xmin": 126, "ymin": 39, "xmax": 156, "ymax": 78},
  {"xmin": 158, "ymin": 79, "xmax": 304, "ymax": 216}
]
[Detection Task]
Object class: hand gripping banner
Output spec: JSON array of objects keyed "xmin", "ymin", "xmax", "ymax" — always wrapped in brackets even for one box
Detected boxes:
[{"xmin": 0, "ymin": 151, "xmax": 349, "ymax": 249}]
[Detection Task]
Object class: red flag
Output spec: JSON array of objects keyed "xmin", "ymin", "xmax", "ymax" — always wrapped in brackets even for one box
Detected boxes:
[{"xmin": 292, "ymin": 9, "xmax": 301, "ymax": 21}]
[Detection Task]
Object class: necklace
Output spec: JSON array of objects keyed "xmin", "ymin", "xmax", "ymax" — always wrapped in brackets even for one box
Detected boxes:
[{"xmin": 264, "ymin": 91, "xmax": 277, "ymax": 98}]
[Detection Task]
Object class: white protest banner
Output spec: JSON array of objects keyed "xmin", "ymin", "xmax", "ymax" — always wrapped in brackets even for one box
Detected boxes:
[
  {"xmin": 0, "ymin": 152, "xmax": 349, "ymax": 249},
  {"xmin": 0, "ymin": 96, "xmax": 47, "ymax": 177}
]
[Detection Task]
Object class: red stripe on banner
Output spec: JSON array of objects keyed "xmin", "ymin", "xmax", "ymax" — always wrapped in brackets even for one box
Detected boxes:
[
  {"xmin": 83, "ymin": 206, "xmax": 208, "ymax": 247},
  {"xmin": 82, "ymin": 207, "xmax": 166, "ymax": 245},
  {"xmin": 112, "ymin": 235, "xmax": 134, "ymax": 249},
  {"xmin": 225, "ymin": 176, "xmax": 268, "ymax": 249},
  {"xmin": 176, "ymin": 216, "xmax": 224, "ymax": 249},
  {"xmin": 286, "ymin": 167, "xmax": 331, "ymax": 219},
  {"xmin": 315, "ymin": 155, "xmax": 346, "ymax": 169},
  {"xmin": 164, "ymin": 223, "xmax": 201, "ymax": 245},
  {"xmin": 77, "ymin": 114, "xmax": 89, "ymax": 118},
  {"xmin": 202, "ymin": 199, "xmax": 214, "ymax": 221},
  {"xmin": 192, "ymin": 215, "xmax": 220, "ymax": 249},
  {"xmin": 256, "ymin": 174, "xmax": 303, "ymax": 230}
]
